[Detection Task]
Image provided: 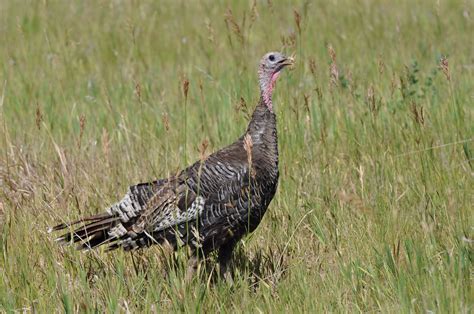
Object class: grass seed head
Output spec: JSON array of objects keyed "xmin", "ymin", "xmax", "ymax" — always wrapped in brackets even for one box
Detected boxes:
[
  {"xmin": 35, "ymin": 103, "xmax": 43, "ymax": 130},
  {"xmin": 439, "ymin": 56, "xmax": 451, "ymax": 81},
  {"xmin": 182, "ymin": 79, "xmax": 190, "ymax": 100},
  {"xmin": 294, "ymin": 10, "xmax": 302, "ymax": 35}
]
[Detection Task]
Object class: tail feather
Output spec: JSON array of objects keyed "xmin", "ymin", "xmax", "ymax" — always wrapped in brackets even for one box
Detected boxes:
[
  {"xmin": 49, "ymin": 180, "xmax": 193, "ymax": 252},
  {"xmin": 48, "ymin": 212, "xmax": 112, "ymax": 233},
  {"xmin": 77, "ymin": 230, "xmax": 118, "ymax": 251},
  {"xmin": 51, "ymin": 215, "xmax": 191, "ymax": 252},
  {"xmin": 51, "ymin": 214, "xmax": 155, "ymax": 251},
  {"xmin": 53, "ymin": 213, "xmax": 122, "ymax": 247},
  {"xmin": 57, "ymin": 217, "xmax": 120, "ymax": 244}
]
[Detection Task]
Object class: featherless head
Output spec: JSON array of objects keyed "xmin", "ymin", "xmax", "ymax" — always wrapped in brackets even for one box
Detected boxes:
[{"xmin": 258, "ymin": 52, "xmax": 294, "ymax": 110}]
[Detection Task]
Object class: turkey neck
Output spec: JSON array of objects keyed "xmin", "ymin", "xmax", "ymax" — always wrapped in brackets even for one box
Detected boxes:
[{"xmin": 245, "ymin": 97, "xmax": 279, "ymax": 171}]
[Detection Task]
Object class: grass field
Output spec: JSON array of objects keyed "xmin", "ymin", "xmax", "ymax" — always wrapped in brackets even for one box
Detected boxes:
[{"xmin": 1, "ymin": 0, "xmax": 473, "ymax": 312}]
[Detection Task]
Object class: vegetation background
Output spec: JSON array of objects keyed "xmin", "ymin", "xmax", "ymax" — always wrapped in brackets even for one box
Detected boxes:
[{"xmin": 0, "ymin": 0, "xmax": 472, "ymax": 312}]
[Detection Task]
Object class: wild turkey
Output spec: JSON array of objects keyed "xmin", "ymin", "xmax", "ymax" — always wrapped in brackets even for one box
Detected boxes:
[{"xmin": 49, "ymin": 52, "xmax": 294, "ymax": 278}]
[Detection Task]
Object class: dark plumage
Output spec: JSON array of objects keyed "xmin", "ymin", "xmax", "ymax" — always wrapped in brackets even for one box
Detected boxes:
[{"xmin": 49, "ymin": 52, "xmax": 294, "ymax": 276}]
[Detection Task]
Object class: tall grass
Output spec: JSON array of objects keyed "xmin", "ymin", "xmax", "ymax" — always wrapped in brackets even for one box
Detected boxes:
[{"xmin": 0, "ymin": 0, "xmax": 472, "ymax": 312}]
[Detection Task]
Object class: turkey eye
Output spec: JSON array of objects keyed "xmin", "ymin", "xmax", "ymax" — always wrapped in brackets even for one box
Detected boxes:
[{"xmin": 268, "ymin": 54, "xmax": 275, "ymax": 62}]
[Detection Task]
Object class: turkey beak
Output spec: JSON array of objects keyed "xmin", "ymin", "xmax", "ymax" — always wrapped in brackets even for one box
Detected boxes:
[
  {"xmin": 276, "ymin": 56, "xmax": 295, "ymax": 71},
  {"xmin": 281, "ymin": 56, "xmax": 295, "ymax": 66}
]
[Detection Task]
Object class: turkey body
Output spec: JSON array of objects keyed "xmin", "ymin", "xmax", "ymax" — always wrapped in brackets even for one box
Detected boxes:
[{"xmin": 51, "ymin": 101, "xmax": 279, "ymax": 257}]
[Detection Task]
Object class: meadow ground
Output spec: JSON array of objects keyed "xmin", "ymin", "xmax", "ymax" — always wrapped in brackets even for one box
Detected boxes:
[{"xmin": 0, "ymin": 0, "xmax": 473, "ymax": 312}]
